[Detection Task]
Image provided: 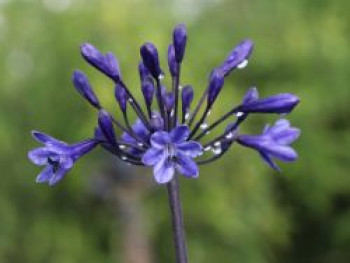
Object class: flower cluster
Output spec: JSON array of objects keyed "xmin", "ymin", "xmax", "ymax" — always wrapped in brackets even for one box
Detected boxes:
[{"xmin": 28, "ymin": 24, "xmax": 300, "ymax": 185}]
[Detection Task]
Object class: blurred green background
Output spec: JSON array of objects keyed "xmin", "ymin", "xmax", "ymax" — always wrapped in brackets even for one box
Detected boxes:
[{"xmin": 1, "ymin": 0, "xmax": 349, "ymax": 262}]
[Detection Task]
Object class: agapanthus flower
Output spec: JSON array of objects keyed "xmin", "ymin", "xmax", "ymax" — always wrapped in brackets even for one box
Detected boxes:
[{"xmin": 28, "ymin": 24, "xmax": 300, "ymax": 185}]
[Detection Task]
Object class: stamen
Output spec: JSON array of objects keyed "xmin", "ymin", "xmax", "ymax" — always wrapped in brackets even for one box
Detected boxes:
[{"xmin": 237, "ymin": 59, "xmax": 248, "ymax": 69}]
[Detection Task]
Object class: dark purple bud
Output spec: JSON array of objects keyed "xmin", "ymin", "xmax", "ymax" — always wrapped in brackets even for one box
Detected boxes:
[
  {"xmin": 207, "ymin": 69, "xmax": 225, "ymax": 105},
  {"xmin": 105, "ymin": 52, "xmax": 121, "ymax": 81},
  {"xmin": 150, "ymin": 112, "xmax": 164, "ymax": 131},
  {"xmin": 173, "ymin": 24, "xmax": 187, "ymax": 63},
  {"xmin": 72, "ymin": 70, "xmax": 100, "ymax": 109},
  {"xmin": 164, "ymin": 92, "xmax": 175, "ymax": 112},
  {"xmin": 80, "ymin": 43, "xmax": 108, "ymax": 74},
  {"xmin": 98, "ymin": 110, "xmax": 117, "ymax": 147},
  {"xmin": 114, "ymin": 83, "xmax": 128, "ymax": 112},
  {"xmin": 142, "ymin": 82, "xmax": 154, "ymax": 108},
  {"xmin": 219, "ymin": 39, "xmax": 254, "ymax": 76},
  {"xmin": 238, "ymin": 93, "xmax": 300, "ymax": 114},
  {"xmin": 167, "ymin": 44, "xmax": 178, "ymax": 76},
  {"xmin": 242, "ymin": 87, "xmax": 259, "ymax": 104},
  {"xmin": 140, "ymin": 42, "xmax": 162, "ymax": 79},
  {"xmin": 181, "ymin": 85, "xmax": 193, "ymax": 113},
  {"xmin": 138, "ymin": 62, "xmax": 151, "ymax": 82}
]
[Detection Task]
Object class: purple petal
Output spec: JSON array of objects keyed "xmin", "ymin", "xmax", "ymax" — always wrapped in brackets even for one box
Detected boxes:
[
  {"xmin": 170, "ymin": 125, "xmax": 190, "ymax": 143},
  {"xmin": 176, "ymin": 141, "xmax": 202, "ymax": 157},
  {"xmin": 153, "ymin": 159, "xmax": 175, "ymax": 184},
  {"xmin": 259, "ymin": 151, "xmax": 281, "ymax": 172},
  {"xmin": 219, "ymin": 39, "xmax": 254, "ymax": 76},
  {"xmin": 142, "ymin": 148, "xmax": 164, "ymax": 166},
  {"xmin": 49, "ymin": 166, "xmax": 70, "ymax": 186},
  {"xmin": 176, "ymin": 152, "xmax": 199, "ymax": 178},
  {"xmin": 173, "ymin": 23, "xmax": 187, "ymax": 63},
  {"xmin": 60, "ymin": 156, "xmax": 74, "ymax": 169},
  {"xmin": 28, "ymin": 147, "xmax": 51, "ymax": 165},
  {"xmin": 131, "ymin": 118, "xmax": 150, "ymax": 140},
  {"xmin": 264, "ymin": 144, "xmax": 298, "ymax": 162},
  {"xmin": 36, "ymin": 165, "xmax": 54, "ymax": 183},
  {"xmin": 150, "ymin": 112, "xmax": 164, "ymax": 131},
  {"xmin": 150, "ymin": 131, "xmax": 170, "ymax": 149}
]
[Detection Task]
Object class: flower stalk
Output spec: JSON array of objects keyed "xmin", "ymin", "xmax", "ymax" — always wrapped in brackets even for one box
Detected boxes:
[{"xmin": 167, "ymin": 175, "xmax": 188, "ymax": 263}]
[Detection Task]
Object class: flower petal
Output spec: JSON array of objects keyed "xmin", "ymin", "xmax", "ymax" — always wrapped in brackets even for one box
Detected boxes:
[
  {"xmin": 150, "ymin": 131, "xmax": 170, "ymax": 149},
  {"xmin": 60, "ymin": 156, "xmax": 74, "ymax": 169},
  {"xmin": 170, "ymin": 125, "xmax": 190, "ymax": 143},
  {"xmin": 142, "ymin": 148, "xmax": 164, "ymax": 166},
  {"xmin": 153, "ymin": 159, "xmax": 175, "ymax": 184},
  {"xmin": 176, "ymin": 141, "xmax": 202, "ymax": 157},
  {"xmin": 49, "ymin": 166, "xmax": 70, "ymax": 186},
  {"xmin": 264, "ymin": 144, "xmax": 298, "ymax": 162},
  {"xmin": 259, "ymin": 151, "xmax": 281, "ymax": 172},
  {"xmin": 176, "ymin": 152, "xmax": 199, "ymax": 178},
  {"xmin": 28, "ymin": 147, "xmax": 51, "ymax": 165},
  {"xmin": 36, "ymin": 165, "xmax": 54, "ymax": 183}
]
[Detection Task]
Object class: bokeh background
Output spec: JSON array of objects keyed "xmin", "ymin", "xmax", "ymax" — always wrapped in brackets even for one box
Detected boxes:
[{"xmin": 1, "ymin": 0, "xmax": 349, "ymax": 262}]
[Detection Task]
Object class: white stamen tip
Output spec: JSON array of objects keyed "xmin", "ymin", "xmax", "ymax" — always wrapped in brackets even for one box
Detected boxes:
[
  {"xmin": 214, "ymin": 141, "xmax": 221, "ymax": 147},
  {"xmin": 137, "ymin": 142, "xmax": 144, "ymax": 147},
  {"xmin": 200, "ymin": 122, "xmax": 208, "ymax": 129},
  {"xmin": 158, "ymin": 73, "xmax": 164, "ymax": 80},
  {"xmin": 119, "ymin": 145, "xmax": 126, "ymax": 150},
  {"xmin": 235, "ymin": 111, "xmax": 244, "ymax": 117},
  {"xmin": 185, "ymin": 113, "xmax": 190, "ymax": 120},
  {"xmin": 237, "ymin": 59, "xmax": 248, "ymax": 69},
  {"xmin": 212, "ymin": 147, "xmax": 222, "ymax": 155},
  {"xmin": 204, "ymin": 146, "xmax": 212, "ymax": 151},
  {"xmin": 121, "ymin": 156, "xmax": 127, "ymax": 160},
  {"xmin": 179, "ymin": 85, "xmax": 183, "ymax": 90},
  {"xmin": 225, "ymin": 132, "xmax": 234, "ymax": 139},
  {"xmin": 128, "ymin": 98, "xmax": 134, "ymax": 103}
]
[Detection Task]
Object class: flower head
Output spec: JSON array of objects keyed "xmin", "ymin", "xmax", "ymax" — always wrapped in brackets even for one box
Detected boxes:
[
  {"xmin": 28, "ymin": 131, "xmax": 97, "ymax": 185},
  {"xmin": 29, "ymin": 23, "xmax": 301, "ymax": 185}
]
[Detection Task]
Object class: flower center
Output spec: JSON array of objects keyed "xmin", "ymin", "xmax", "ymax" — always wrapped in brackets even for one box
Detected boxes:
[{"xmin": 165, "ymin": 143, "xmax": 176, "ymax": 159}]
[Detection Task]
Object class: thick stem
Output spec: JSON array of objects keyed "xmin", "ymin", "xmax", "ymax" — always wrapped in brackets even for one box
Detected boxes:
[{"xmin": 167, "ymin": 175, "xmax": 188, "ymax": 263}]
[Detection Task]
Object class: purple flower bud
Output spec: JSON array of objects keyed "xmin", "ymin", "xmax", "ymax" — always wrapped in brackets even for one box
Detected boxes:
[
  {"xmin": 80, "ymin": 43, "xmax": 108, "ymax": 74},
  {"xmin": 238, "ymin": 93, "xmax": 300, "ymax": 114},
  {"xmin": 164, "ymin": 92, "xmax": 175, "ymax": 112},
  {"xmin": 151, "ymin": 112, "xmax": 164, "ymax": 131},
  {"xmin": 98, "ymin": 110, "xmax": 117, "ymax": 147},
  {"xmin": 138, "ymin": 62, "xmax": 151, "ymax": 82},
  {"xmin": 140, "ymin": 42, "xmax": 162, "ymax": 79},
  {"xmin": 142, "ymin": 82, "xmax": 154, "ymax": 108},
  {"xmin": 105, "ymin": 52, "xmax": 122, "ymax": 81},
  {"xmin": 207, "ymin": 69, "xmax": 225, "ymax": 105},
  {"xmin": 219, "ymin": 39, "xmax": 254, "ymax": 76},
  {"xmin": 173, "ymin": 24, "xmax": 187, "ymax": 63},
  {"xmin": 242, "ymin": 87, "xmax": 259, "ymax": 104},
  {"xmin": 181, "ymin": 85, "xmax": 193, "ymax": 113},
  {"xmin": 72, "ymin": 70, "xmax": 100, "ymax": 109},
  {"xmin": 168, "ymin": 44, "xmax": 178, "ymax": 76},
  {"xmin": 114, "ymin": 83, "xmax": 128, "ymax": 112}
]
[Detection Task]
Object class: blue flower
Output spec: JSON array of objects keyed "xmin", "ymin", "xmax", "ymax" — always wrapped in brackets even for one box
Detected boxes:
[
  {"xmin": 237, "ymin": 119, "xmax": 300, "ymax": 171},
  {"xmin": 142, "ymin": 125, "xmax": 202, "ymax": 184},
  {"xmin": 28, "ymin": 131, "xmax": 97, "ymax": 185},
  {"xmin": 29, "ymin": 23, "xmax": 301, "ymax": 185}
]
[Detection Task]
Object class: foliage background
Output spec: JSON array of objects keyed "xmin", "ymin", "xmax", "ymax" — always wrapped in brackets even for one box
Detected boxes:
[{"xmin": 0, "ymin": 0, "xmax": 349, "ymax": 262}]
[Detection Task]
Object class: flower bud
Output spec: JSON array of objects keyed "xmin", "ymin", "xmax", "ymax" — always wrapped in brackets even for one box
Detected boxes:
[
  {"xmin": 173, "ymin": 24, "xmax": 187, "ymax": 63},
  {"xmin": 242, "ymin": 87, "xmax": 259, "ymax": 104},
  {"xmin": 167, "ymin": 44, "xmax": 178, "ymax": 76},
  {"xmin": 98, "ymin": 110, "xmax": 117, "ymax": 147},
  {"xmin": 142, "ymin": 82, "xmax": 154, "ymax": 108},
  {"xmin": 207, "ymin": 69, "xmax": 225, "ymax": 105},
  {"xmin": 105, "ymin": 52, "xmax": 121, "ymax": 81},
  {"xmin": 140, "ymin": 42, "xmax": 162, "ymax": 79},
  {"xmin": 164, "ymin": 92, "xmax": 175, "ymax": 112},
  {"xmin": 72, "ymin": 70, "xmax": 100, "ymax": 109},
  {"xmin": 219, "ymin": 39, "xmax": 254, "ymax": 76},
  {"xmin": 114, "ymin": 83, "xmax": 128, "ymax": 112},
  {"xmin": 181, "ymin": 85, "xmax": 193, "ymax": 114},
  {"xmin": 238, "ymin": 93, "xmax": 300, "ymax": 114}
]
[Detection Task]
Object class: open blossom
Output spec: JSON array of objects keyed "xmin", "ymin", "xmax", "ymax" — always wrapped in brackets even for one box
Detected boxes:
[{"xmin": 28, "ymin": 24, "xmax": 300, "ymax": 185}]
